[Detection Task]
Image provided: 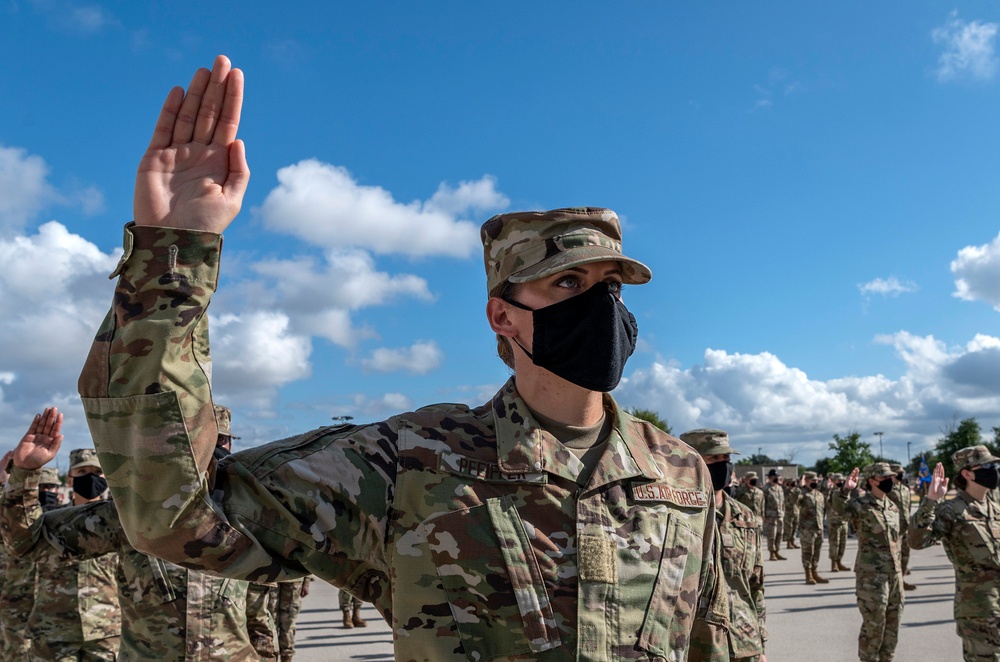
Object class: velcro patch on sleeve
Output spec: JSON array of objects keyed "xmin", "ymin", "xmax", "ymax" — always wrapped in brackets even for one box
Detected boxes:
[{"xmin": 631, "ymin": 482, "xmax": 709, "ymax": 508}]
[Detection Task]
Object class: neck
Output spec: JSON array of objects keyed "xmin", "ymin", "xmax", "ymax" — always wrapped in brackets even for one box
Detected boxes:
[
  {"xmin": 513, "ymin": 365, "xmax": 606, "ymax": 427},
  {"xmin": 964, "ymin": 482, "xmax": 988, "ymax": 502},
  {"xmin": 714, "ymin": 489, "xmax": 724, "ymax": 508},
  {"xmin": 73, "ymin": 494, "xmax": 100, "ymax": 506}
]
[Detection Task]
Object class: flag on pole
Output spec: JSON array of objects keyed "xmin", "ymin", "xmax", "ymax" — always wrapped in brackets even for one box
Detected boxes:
[{"xmin": 918, "ymin": 456, "xmax": 931, "ymax": 484}]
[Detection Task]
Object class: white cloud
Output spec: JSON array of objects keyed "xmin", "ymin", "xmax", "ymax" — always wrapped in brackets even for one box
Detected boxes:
[
  {"xmin": 932, "ymin": 12, "xmax": 999, "ymax": 81},
  {"xmin": 69, "ymin": 4, "xmax": 115, "ymax": 32},
  {"xmin": 256, "ymin": 160, "xmax": 507, "ymax": 257},
  {"xmin": 858, "ymin": 276, "xmax": 918, "ymax": 297},
  {"xmin": 951, "ymin": 232, "xmax": 1000, "ymax": 310},
  {"xmin": 351, "ymin": 392, "xmax": 414, "ymax": 416},
  {"xmin": 361, "ymin": 341, "xmax": 443, "ymax": 374},
  {"xmin": 0, "ymin": 145, "xmax": 54, "ymax": 230},
  {"xmin": 615, "ymin": 332, "xmax": 1000, "ymax": 465}
]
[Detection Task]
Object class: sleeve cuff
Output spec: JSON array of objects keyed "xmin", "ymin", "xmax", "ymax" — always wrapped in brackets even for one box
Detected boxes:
[{"xmin": 111, "ymin": 222, "xmax": 223, "ymax": 286}]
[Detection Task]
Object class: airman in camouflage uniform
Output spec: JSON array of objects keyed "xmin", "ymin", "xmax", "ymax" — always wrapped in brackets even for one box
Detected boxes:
[
  {"xmin": 683, "ymin": 429, "xmax": 767, "ymax": 662},
  {"xmin": 909, "ymin": 446, "xmax": 1000, "ymax": 661},
  {"xmin": 76, "ymin": 56, "xmax": 716, "ymax": 662},
  {"xmin": 798, "ymin": 471, "xmax": 828, "ymax": 585},
  {"xmin": 782, "ymin": 479, "xmax": 801, "ymax": 549},
  {"xmin": 886, "ymin": 463, "xmax": 916, "ymax": 591},
  {"xmin": 762, "ymin": 470, "xmax": 785, "ymax": 561},
  {"xmin": 338, "ymin": 587, "xmax": 367, "ymax": 629},
  {"xmin": 272, "ymin": 578, "xmax": 312, "ymax": 661},
  {"xmin": 1, "ymin": 439, "xmax": 122, "ymax": 662},
  {"xmin": 735, "ymin": 472, "xmax": 765, "ymax": 527},
  {"xmin": 832, "ymin": 463, "xmax": 903, "ymax": 662},
  {"xmin": 826, "ymin": 473, "xmax": 851, "ymax": 573},
  {"xmin": 2, "ymin": 407, "xmax": 256, "ymax": 662}
]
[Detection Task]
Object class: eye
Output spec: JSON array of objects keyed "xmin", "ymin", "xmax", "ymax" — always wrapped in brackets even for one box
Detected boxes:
[
  {"xmin": 554, "ymin": 275, "xmax": 583, "ymax": 290},
  {"xmin": 606, "ymin": 280, "xmax": 623, "ymax": 297}
]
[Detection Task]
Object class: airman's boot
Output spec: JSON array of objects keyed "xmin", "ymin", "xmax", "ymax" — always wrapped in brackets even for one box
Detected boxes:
[
  {"xmin": 812, "ymin": 567, "xmax": 830, "ymax": 583},
  {"xmin": 903, "ymin": 581, "xmax": 917, "ymax": 591},
  {"xmin": 352, "ymin": 606, "xmax": 368, "ymax": 627},
  {"xmin": 342, "ymin": 609, "xmax": 354, "ymax": 629},
  {"xmin": 837, "ymin": 560, "xmax": 851, "ymax": 571},
  {"xmin": 775, "ymin": 550, "xmax": 787, "ymax": 560},
  {"xmin": 831, "ymin": 560, "xmax": 839, "ymax": 572},
  {"xmin": 805, "ymin": 568, "xmax": 816, "ymax": 585},
  {"xmin": 769, "ymin": 551, "xmax": 777, "ymax": 561}
]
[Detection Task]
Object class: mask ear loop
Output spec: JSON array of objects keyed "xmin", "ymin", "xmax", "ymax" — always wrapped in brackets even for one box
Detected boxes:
[{"xmin": 500, "ymin": 297, "xmax": 536, "ymax": 360}]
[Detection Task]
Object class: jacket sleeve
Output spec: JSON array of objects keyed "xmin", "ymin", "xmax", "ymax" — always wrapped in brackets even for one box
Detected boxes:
[
  {"xmin": 77, "ymin": 224, "xmax": 395, "ymax": 589},
  {"xmin": 0, "ymin": 467, "xmax": 121, "ymax": 559},
  {"xmin": 908, "ymin": 497, "xmax": 950, "ymax": 549}
]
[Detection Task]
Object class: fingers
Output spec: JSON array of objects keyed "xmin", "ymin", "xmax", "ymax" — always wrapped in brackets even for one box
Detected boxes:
[
  {"xmin": 147, "ymin": 86, "xmax": 185, "ymax": 151},
  {"xmin": 193, "ymin": 55, "xmax": 233, "ymax": 144},
  {"xmin": 224, "ymin": 139, "xmax": 250, "ymax": 211},
  {"xmin": 213, "ymin": 65, "xmax": 243, "ymax": 146},
  {"xmin": 172, "ymin": 67, "xmax": 211, "ymax": 145}
]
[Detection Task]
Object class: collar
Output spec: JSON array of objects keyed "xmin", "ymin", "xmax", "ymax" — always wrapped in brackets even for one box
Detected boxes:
[{"xmin": 493, "ymin": 377, "xmax": 663, "ymax": 487}]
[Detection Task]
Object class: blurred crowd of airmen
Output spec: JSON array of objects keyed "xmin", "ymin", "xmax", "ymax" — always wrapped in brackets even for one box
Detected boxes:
[{"xmin": 0, "ymin": 406, "xmax": 325, "ymax": 662}]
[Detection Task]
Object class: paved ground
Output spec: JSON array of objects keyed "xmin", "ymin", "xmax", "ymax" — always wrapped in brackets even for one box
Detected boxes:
[{"xmin": 292, "ymin": 537, "xmax": 961, "ymax": 661}]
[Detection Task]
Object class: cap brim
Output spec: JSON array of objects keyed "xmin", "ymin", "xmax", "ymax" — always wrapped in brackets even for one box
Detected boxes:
[
  {"xmin": 70, "ymin": 461, "xmax": 102, "ymax": 471},
  {"xmin": 507, "ymin": 246, "xmax": 652, "ymax": 285}
]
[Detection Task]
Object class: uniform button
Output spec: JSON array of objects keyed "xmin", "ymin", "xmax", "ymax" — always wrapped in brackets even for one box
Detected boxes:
[{"xmin": 533, "ymin": 461, "xmax": 542, "ymax": 471}]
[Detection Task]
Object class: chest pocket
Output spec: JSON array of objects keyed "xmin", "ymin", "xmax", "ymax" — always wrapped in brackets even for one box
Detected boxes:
[
  {"xmin": 721, "ymin": 519, "xmax": 756, "ymax": 576},
  {"xmin": 956, "ymin": 512, "xmax": 1000, "ymax": 567},
  {"xmin": 426, "ymin": 497, "xmax": 560, "ymax": 661}
]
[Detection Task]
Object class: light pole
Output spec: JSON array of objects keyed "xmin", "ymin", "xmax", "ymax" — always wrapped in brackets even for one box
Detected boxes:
[
  {"xmin": 874, "ymin": 431, "xmax": 884, "ymax": 460},
  {"xmin": 906, "ymin": 441, "xmax": 911, "ymax": 468}
]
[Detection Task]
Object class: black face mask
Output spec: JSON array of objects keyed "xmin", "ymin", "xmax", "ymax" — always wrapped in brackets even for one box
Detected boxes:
[
  {"xmin": 72, "ymin": 474, "xmax": 108, "ymax": 500},
  {"xmin": 972, "ymin": 465, "xmax": 1000, "ymax": 490},
  {"xmin": 707, "ymin": 461, "xmax": 734, "ymax": 493},
  {"xmin": 836, "ymin": 482, "xmax": 845, "ymax": 489},
  {"xmin": 749, "ymin": 479, "xmax": 758, "ymax": 487},
  {"xmin": 809, "ymin": 482, "xmax": 819, "ymax": 490},
  {"xmin": 39, "ymin": 491, "xmax": 60, "ymax": 510},
  {"xmin": 875, "ymin": 477, "xmax": 894, "ymax": 495},
  {"xmin": 896, "ymin": 472, "xmax": 905, "ymax": 482},
  {"xmin": 213, "ymin": 445, "xmax": 231, "ymax": 462},
  {"xmin": 505, "ymin": 281, "xmax": 638, "ymax": 392}
]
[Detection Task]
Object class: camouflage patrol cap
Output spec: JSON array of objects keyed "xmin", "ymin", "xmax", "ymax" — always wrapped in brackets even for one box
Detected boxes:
[
  {"xmin": 767, "ymin": 469, "xmax": 778, "ymax": 478},
  {"xmin": 890, "ymin": 463, "xmax": 904, "ymax": 473},
  {"xmin": 678, "ymin": 428, "xmax": 741, "ymax": 456},
  {"xmin": 481, "ymin": 207, "xmax": 652, "ymax": 295},
  {"xmin": 69, "ymin": 448, "xmax": 101, "ymax": 471},
  {"xmin": 864, "ymin": 462, "xmax": 895, "ymax": 480},
  {"xmin": 829, "ymin": 472, "xmax": 843, "ymax": 481},
  {"xmin": 745, "ymin": 471, "xmax": 759, "ymax": 480},
  {"xmin": 214, "ymin": 405, "xmax": 240, "ymax": 440},
  {"xmin": 952, "ymin": 445, "xmax": 1000, "ymax": 471},
  {"xmin": 39, "ymin": 467, "xmax": 60, "ymax": 486},
  {"xmin": 803, "ymin": 471, "xmax": 818, "ymax": 480}
]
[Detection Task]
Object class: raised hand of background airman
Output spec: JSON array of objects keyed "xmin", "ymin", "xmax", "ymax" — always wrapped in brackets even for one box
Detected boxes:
[
  {"xmin": 845, "ymin": 467, "xmax": 860, "ymax": 491},
  {"xmin": 12, "ymin": 407, "xmax": 63, "ymax": 470},
  {"xmin": 926, "ymin": 462, "xmax": 949, "ymax": 501}
]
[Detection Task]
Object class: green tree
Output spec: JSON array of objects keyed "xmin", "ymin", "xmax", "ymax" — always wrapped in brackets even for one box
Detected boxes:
[
  {"xmin": 935, "ymin": 417, "xmax": 1000, "ymax": 477},
  {"xmin": 813, "ymin": 456, "xmax": 835, "ymax": 477},
  {"xmin": 628, "ymin": 408, "xmax": 670, "ymax": 434},
  {"xmin": 827, "ymin": 431, "xmax": 874, "ymax": 474}
]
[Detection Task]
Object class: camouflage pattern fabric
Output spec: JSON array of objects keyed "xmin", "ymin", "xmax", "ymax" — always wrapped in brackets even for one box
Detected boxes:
[
  {"xmin": 735, "ymin": 485, "xmax": 764, "ymax": 525},
  {"xmin": 689, "ymin": 494, "xmax": 766, "ymax": 661},
  {"xmin": 0, "ymin": 547, "xmax": 35, "ymax": 659},
  {"xmin": 32, "ymin": 635, "xmax": 120, "ymax": 661},
  {"xmin": 828, "ymin": 520, "xmax": 849, "ymax": 563},
  {"xmin": 338, "ymin": 587, "xmax": 361, "ymax": 611},
  {"xmin": 886, "ymin": 480, "xmax": 912, "ymax": 574},
  {"xmin": 78, "ymin": 224, "xmax": 717, "ymax": 661},
  {"xmin": 783, "ymin": 484, "xmax": 801, "ymax": 544},
  {"xmin": 273, "ymin": 578, "xmax": 310, "ymax": 659},
  {"xmin": 798, "ymin": 488, "xmax": 825, "ymax": 568},
  {"xmin": 1, "ymin": 465, "xmax": 255, "ymax": 661},
  {"xmin": 246, "ymin": 583, "xmax": 278, "ymax": 661},
  {"xmin": 832, "ymin": 487, "xmax": 903, "ymax": 662},
  {"xmin": 910, "ymin": 489, "xmax": 1000, "ymax": 660},
  {"xmin": 762, "ymin": 481, "xmax": 784, "ymax": 553}
]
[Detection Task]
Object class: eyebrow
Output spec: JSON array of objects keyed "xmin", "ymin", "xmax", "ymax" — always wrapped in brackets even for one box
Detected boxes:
[{"xmin": 564, "ymin": 265, "xmax": 624, "ymax": 277}]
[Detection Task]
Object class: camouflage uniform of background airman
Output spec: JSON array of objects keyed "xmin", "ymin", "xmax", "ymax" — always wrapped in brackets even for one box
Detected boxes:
[
  {"xmin": 337, "ymin": 587, "xmax": 366, "ymax": 629},
  {"xmin": 79, "ymin": 210, "xmax": 717, "ymax": 661},
  {"xmin": 1, "ymin": 459, "xmax": 255, "ymax": 660},
  {"xmin": 832, "ymin": 463, "xmax": 903, "ymax": 662},
  {"xmin": 683, "ymin": 429, "xmax": 767, "ymax": 662},
  {"xmin": 272, "ymin": 578, "xmax": 311, "ymax": 662},
  {"xmin": 245, "ymin": 583, "xmax": 278, "ymax": 661},
  {"xmin": 762, "ymin": 471, "xmax": 785, "ymax": 561},
  {"xmin": 0, "ymin": 466, "xmax": 57, "ymax": 660},
  {"xmin": 826, "ymin": 473, "xmax": 851, "ymax": 573},
  {"xmin": 798, "ymin": 471, "xmax": 828, "ymax": 585},
  {"xmin": 886, "ymin": 463, "xmax": 916, "ymax": 591},
  {"xmin": 909, "ymin": 445, "xmax": 1000, "ymax": 661},
  {"xmin": 783, "ymin": 480, "xmax": 801, "ymax": 549},
  {"xmin": 4, "ymin": 449, "xmax": 122, "ymax": 662},
  {"xmin": 735, "ymin": 472, "xmax": 765, "ymax": 526}
]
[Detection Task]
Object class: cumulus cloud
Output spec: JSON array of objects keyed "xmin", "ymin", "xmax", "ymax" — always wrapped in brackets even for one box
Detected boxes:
[
  {"xmin": 361, "ymin": 341, "xmax": 443, "ymax": 374},
  {"xmin": 615, "ymin": 332, "xmax": 1000, "ymax": 465},
  {"xmin": 256, "ymin": 160, "xmax": 508, "ymax": 257},
  {"xmin": 858, "ymin": 276, "xmax": 918, "ymax": 297},
  {"xmin": 0, "ymin": 146, "xmax": 54, "ymax": 230},
  {"xmin": 350, "ymin": 392, "xmax": 414, "ymax": 416},
  {"xmin": 951, "ymin": 232, "xmax": 1000, "ymax": 310},
  {"xmin": 932, "ymin": 12, "xmax": 999, "ymax": 81}
]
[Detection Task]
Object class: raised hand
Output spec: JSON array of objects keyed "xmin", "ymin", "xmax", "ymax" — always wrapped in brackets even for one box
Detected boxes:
[
  {"xmin": 13, "ymin": 408, "xmax": 64, "ymax": 470},
  {"xmin": 927, "ymin": 462, "xmax": 949, "ymax": 501},
  {"xmin": 134, "ymin": 55, "xmax": 250, "ymax": 234},
  {"xmin": 845, "ymin": 467, "xmax": 860, "ymax": 491}
]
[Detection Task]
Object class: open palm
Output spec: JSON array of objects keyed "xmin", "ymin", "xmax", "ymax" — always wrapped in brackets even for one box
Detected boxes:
[
  {"xmin": 13, "ymin": 407, "xmax": 64, "ymax": 470},
  {"xmin": 133, "ymin": 55, "xmax": 249, "ymax": 233}
]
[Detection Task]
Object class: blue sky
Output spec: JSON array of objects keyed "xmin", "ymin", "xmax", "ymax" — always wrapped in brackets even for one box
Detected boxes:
[{"xmin": 3, "ymin": 1, "xmax": 1000, "ymax": 469}]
